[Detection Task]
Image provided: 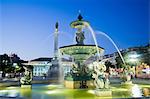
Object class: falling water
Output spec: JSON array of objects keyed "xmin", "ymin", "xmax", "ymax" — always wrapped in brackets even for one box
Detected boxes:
[
  {"xmin": 58, "ymin": 49, "xmax": 64, "ymax": 85},
  {"xmin": 73, "ymin": 33, "xmax": 76, "ymax": 44},
  {"xmin": 87, "ymin": 25, "xmax": 101, "ymax": 60},
  {"xmin": 96, "ymin": 31, "xmax": 126, "ymax": 64},
  {"xmin": 87, "ymin": 25, "xmax": 125, "ymax": 64}
]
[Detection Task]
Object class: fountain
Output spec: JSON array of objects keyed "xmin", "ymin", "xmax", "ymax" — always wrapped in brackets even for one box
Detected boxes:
[
  {"xmin": 59, "ymin": 14, "xmax": 112, "ymax": 96},
  {"xmin": 59, "ymin": 14, "xmax": 103, "ymax": 88}
]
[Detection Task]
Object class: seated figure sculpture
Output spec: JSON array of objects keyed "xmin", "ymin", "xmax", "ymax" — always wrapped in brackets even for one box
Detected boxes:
[
  {"xmin": 20, "ymin": 65, "xmax": 32, "ymax": 85},
  {"xmin": 92, "ymin": 62, "xmax": 109, "ymax": 89}
]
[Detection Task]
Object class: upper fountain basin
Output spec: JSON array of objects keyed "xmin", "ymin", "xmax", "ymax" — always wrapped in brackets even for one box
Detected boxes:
[
  {"xmin": 59, "ymin": 44, "xmax": 104, "ymax": 61},
  {"xmin": 70, "ymin": 20, "xmax": 90, "ymax": 29}
]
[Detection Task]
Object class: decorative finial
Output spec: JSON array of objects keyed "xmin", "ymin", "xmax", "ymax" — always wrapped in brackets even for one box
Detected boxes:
[
  {"xmin": 55, "ymin": 22, "xmax": 58, "ymax": 29},
  {"xmin": 77, "ymin": 10, "xmax": 83, "ymax": 21},
  {"xmin": 78, "ymin": 14, "xmax": 83, "ymax": 21}
]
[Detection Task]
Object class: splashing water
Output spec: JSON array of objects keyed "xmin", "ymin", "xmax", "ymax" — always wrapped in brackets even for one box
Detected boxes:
[
  {"xmin": 131, "ymin": 84, "xmax": 143, "ymax": 98},
  {"xmin": 73, "ymin": 33, "xmax": 76, "ymax": 44},
  {"xmin": 87, "ymin": 25, "xmax": 102, "ymax": 60},
  {"xmin": 95, "ymin": 31, "xmax": 126, "ymax": 64}
]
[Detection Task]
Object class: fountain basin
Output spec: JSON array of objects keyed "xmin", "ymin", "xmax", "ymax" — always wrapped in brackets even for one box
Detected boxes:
[
  {"xmin": 70, "ymin": 20, "xmax": 89, "ymax": 28},
  {"xmin": 60, "ymin": 44, "xmax": 104, "ymax": 62},
  {"xmin": 0, "ymin": 83, "xmax": 149, "ymax": 99}
]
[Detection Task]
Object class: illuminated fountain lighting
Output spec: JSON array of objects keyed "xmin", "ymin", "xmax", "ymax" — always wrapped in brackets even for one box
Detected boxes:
[
  {"xmin": 46, "ymin": 89, "xmax": 62, "ymax": 95},
  {"xmin": 46, "ymin": 84, "xmax": 64, "ymax": 89},
  {"xmin": 0, "ymin": 89, "xmax": 20, "ymax": 97}
]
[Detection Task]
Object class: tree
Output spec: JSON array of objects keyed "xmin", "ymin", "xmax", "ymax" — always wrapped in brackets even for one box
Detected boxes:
[
  {"xmin": 0, "ymin": 53, "xmax": 26, "ymax": 78},
  {"xmin": 105, "ymin": 61, "xmax": 115, "ymax": 72},
  {"xmin": 10, "ymin": 53, "xmax": 27, "ymax": 73},
  {"xmin": 115, "ymin": 56, "xmax": 125, "ymax": 68},
  {"xmin": 0, "ymin": 54, "xmax": 12, "ymax": 77}
]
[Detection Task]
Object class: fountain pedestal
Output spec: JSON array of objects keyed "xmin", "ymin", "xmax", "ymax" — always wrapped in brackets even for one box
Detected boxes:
[
  {"xmin": 21, "ymin": 85, "xmax": 32, "ymax": 88},
  {"xmin": 121, "ymin": 68, "xmax": 133, "ymax": 88},
  {"xmin": 64, "ymin": 80, "xmax": 94, "ymax": 89},
  {"xmin": 60, "ymin": 45, "xmax": 104, "ymax": 89},
  {"xmin": 95, "ymin": 89, "xmax": 112, "ymax": 97}
]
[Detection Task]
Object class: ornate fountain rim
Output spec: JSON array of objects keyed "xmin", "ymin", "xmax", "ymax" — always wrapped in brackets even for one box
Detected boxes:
[
  {"xmin": 59, "ymin": 44, "xmax": 104, "ymax": 60},
  {"xmin": 59, "ymin": 44, "xmax": 104, "ymax": 49}
]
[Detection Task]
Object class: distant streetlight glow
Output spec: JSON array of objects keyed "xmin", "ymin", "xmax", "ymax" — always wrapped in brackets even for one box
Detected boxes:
[
  {"xmin": 128, "ymin": 54, "xmax": 140, "ymax": 58},
  {"xmin": 129, "ymin": 58, "xmax": 138, "ymax": 62},
  {"xmin": 126, "ymin": 53, "xmax": 140, "ymax": 64}
]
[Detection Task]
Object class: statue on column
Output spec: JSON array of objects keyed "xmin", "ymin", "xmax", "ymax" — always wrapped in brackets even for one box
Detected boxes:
[
  {"xmin": 20, "ymin": 65, "xmax": 33, "ymax": 85},
  {"xmin": 92, "ymin": 62, "xmax": 109, "ymax": 89},
  {"xmin": 76, "ymin": 31, "xmax": 85, "ymax": 45}
]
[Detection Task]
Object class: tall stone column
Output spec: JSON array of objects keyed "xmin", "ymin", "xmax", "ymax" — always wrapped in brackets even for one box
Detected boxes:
[{"xmin": 54, "ymin": 22, "xmax": 59, "ymax": 58}]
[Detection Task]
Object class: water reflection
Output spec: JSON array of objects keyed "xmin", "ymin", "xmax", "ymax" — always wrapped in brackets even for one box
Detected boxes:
[
  {"xmin": 20, "ymin": 87, "xmax": 32, "ymax": 99},
  {"xmin": 0, "ymin": 84, "xmax": 149, "ymax": 99},
  {"xmin": 0, "ymin": 89, "xmax": 20, "ymax": 98}
]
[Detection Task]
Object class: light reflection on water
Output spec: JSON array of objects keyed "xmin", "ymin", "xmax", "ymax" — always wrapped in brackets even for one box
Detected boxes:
[{"xmin": 0, "ymin": 84, "xmax": 149, "ymax": 99}]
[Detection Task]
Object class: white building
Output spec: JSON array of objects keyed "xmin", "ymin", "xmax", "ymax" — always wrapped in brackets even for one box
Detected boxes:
[
  {"xmin": 27, "ymin": 57, "xmax": 74, "ymax": 77},
  {"xmin": 28, "ymin": 58, "xmax": 52, "ymax": 76}
]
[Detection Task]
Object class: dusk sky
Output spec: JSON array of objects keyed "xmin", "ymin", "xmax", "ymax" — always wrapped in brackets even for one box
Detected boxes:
[{"xmin": 0, "ymin": 0, "xmax": 149, "ymax": 60}]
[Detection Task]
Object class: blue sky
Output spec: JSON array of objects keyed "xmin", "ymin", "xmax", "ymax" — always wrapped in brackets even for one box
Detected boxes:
[{"xmin": 0, "ymin": 0, "xmax": 149, "ymax": 60}]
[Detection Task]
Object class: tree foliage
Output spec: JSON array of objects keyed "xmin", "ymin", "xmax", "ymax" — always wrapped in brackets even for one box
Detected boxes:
[
  {"xmin": 0, "ymin": 54, "xmax": 13, "ymax": 77},
  {"xmin": 0, "ymin": 53, "xmax": 25, "ymax": 77}
]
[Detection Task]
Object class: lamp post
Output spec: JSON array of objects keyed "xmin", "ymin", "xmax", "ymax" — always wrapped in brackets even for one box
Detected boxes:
[{"xmin": 125, "ymin": 52, "xmax": 140, "ymax": 79}]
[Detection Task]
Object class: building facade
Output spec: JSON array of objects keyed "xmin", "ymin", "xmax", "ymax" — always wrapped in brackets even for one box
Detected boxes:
[
  {"xmin": 28, "ymin": 57, "xmax": 74, "ymax": 77},
  {"xmin": 103, "ymin": 44, "xmax": 150, "ymax": 67},
  {"xmin": 29, "ymin": 58, "xmax": 52, "ymax": 76}
]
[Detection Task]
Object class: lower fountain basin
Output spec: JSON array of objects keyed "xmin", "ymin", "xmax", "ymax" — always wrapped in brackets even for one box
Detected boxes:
[{"xmin": 0, "ymin": 83, "xmax": 149, "ymax": 99}]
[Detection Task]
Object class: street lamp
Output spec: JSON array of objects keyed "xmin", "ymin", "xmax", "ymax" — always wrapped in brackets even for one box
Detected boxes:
[{"xmin": 126, "ymin": 52, "xmax": 140, "ymax": 66}]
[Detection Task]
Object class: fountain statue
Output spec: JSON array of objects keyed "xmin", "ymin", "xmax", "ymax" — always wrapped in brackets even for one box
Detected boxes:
[
  {"xmin": 91, "ymin": 62, "xmax": 111, "ymax": 97},
  {"xmin": 76, "ymin": 31, "xmax": 85, "ymax": 45},
  {"xmin": 20, "ymin": 65, "xmax": 33, "ymax": 87},
  {"xmin": 92, "ymin": 62, "xmax": 109, "ymax": 89}
]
